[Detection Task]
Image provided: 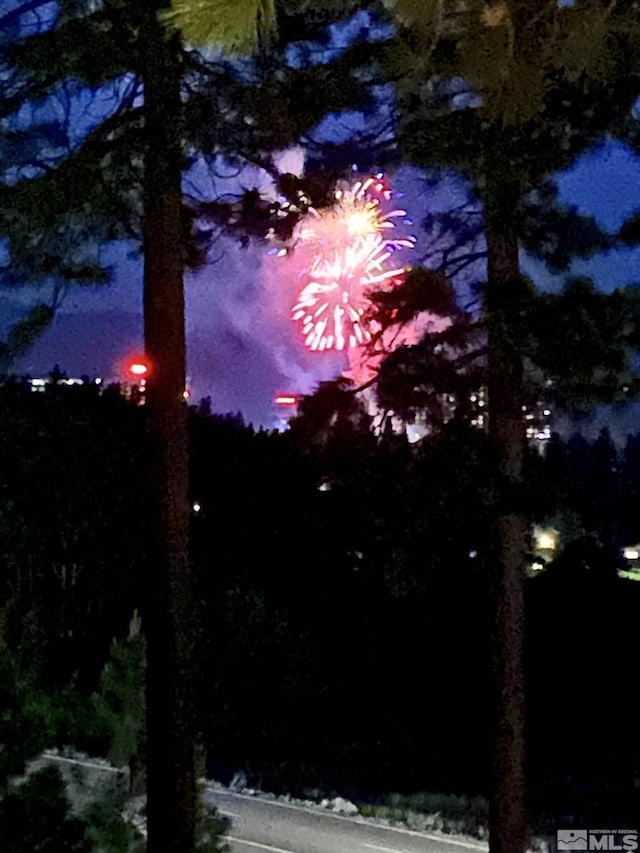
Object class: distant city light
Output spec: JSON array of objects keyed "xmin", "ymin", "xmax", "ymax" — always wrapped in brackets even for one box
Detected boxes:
[
  {"xmin": 623, "ymin": 547, "xmax": 639, "ymax": 561},
  {"xmin": 274, "ymin": 394, "xmax": 298, "ymax": 405},
  {"xmin": 28, "ymin": 376, "xmax": 99, "ymax": 392}
]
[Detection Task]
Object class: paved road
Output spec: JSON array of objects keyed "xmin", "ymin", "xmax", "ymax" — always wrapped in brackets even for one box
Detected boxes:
[{"xmin": 205, "ymin": 789, "xmax": 489, "ymax": 853}]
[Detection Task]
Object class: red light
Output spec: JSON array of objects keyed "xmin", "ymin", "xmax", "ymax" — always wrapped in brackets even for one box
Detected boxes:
[
  {"xmin": 124, "ymin": 355, "xmax": 151, "ymax": 379},
  {"xmin": 274, "ymin": 394, "xmax": 297, "ymax": 405}
]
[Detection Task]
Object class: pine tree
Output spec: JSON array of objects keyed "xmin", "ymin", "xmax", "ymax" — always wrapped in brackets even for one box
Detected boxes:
[
  {"xmin": 1, "ymin": 3, "xmax": 379, "ymax": 851},
  {"xmin": 368, "ymin": 3, "xmax": 640, "ymax": 851}
]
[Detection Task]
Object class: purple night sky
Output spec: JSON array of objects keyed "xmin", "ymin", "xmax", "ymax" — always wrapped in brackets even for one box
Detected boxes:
[{"xmin": 8, "ymin": 140, "xmax": 640, "ymax": 431}]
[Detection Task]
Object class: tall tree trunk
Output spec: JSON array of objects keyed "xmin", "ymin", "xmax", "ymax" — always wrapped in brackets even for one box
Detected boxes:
[
  {"xmin": 485, "ymin": 182, "xmax": 529, "ymax": 853},
  {"xmin": 141, "ymin": 8, "xmax": 198, "ymax": 853}
]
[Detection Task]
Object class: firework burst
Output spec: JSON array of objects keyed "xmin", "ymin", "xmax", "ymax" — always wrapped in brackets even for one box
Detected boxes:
[{"xmin": 284, "ymin": 175, "xmax": 415, "ymax": 352}]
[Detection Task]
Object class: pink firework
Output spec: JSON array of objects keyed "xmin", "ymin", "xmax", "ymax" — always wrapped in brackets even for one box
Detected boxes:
[{"xmin": 288, "ymin": 175, "xmax": 415, "ymax": 352}]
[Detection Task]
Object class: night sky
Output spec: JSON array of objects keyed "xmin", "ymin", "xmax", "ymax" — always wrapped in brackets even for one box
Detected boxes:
[
  {"xmin": 9, "ymin": 137, "xmax": 640, "ymax": 431},
  {"xmin": 3, "ymin": 2, "xmax": 640, "ymax": 430}
]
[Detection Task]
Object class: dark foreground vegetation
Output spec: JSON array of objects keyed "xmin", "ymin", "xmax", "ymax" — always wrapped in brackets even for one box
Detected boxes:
[{"xmin": 1, "ymin": 378, "xmax": 639, "ymax": 839}]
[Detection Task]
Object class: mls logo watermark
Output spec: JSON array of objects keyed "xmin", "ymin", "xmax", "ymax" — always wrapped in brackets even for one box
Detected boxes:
[{"xmin": 557, "ymin": 830, "xmax": 639, "ymax": 851}]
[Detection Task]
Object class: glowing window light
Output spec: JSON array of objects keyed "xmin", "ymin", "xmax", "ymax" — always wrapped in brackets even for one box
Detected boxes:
[{"xmin": 536, "ymin": 531, "xmax": 557, "ymax": 551}]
